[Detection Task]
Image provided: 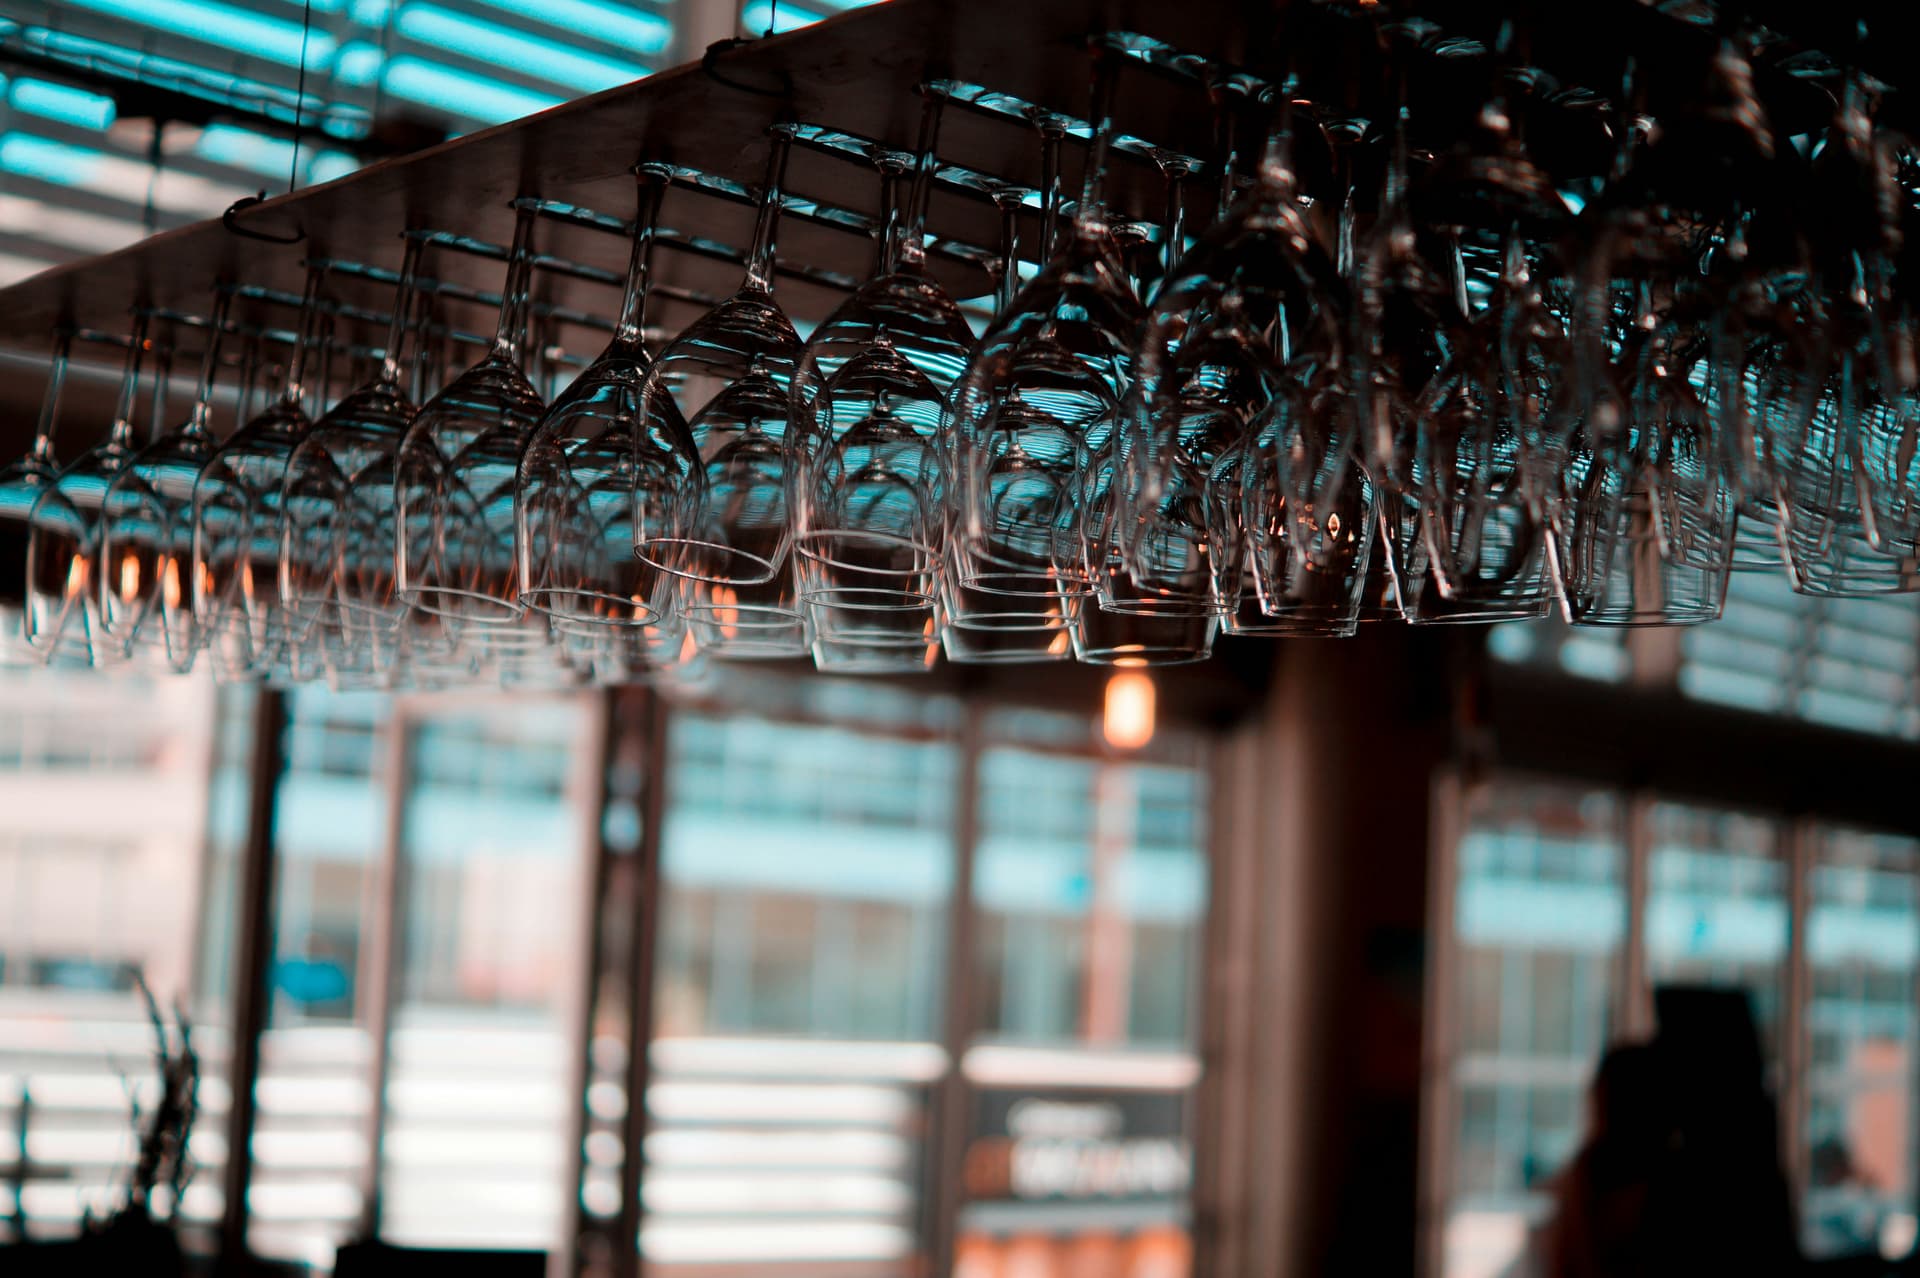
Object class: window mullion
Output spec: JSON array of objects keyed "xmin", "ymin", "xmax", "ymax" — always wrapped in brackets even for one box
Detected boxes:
[
  {"xmin": 1783, "ymin": 814, "xmax": 1814, "ymax": 1206},
  {"xmin": 925, "ymin": 701, "xmax": 983, "ymax": 1275},
  {"xmin": 352, "ymin": 701, "xmax": 413, "ymax": 1242},
  {"xmin": 616, "ymin": 690, "xmax": 670, "ymax": 1278},
  {"xmin": 1623, "ymin": 791, "xmax": 1652, "ymax": 1040},
  {"xmin": 217, "ymin": 688, "xmax": 288, "ymax": 1262}
]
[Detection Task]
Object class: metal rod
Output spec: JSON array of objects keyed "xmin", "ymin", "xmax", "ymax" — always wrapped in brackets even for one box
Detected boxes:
[{"xmin": 216, "ymin": 689, "xmax": 287, "ymax": 1273}]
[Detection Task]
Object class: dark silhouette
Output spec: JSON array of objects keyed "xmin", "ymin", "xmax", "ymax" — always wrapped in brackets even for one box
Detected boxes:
[{"xmin": 1537, "ymin": 987, "xmax": 1801, "ymax": 1278}]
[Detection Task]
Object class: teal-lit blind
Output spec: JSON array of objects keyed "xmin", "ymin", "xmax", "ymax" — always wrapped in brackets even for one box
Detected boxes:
[
  {"xmin": 1679, "ymin": 572, "xmax": 1920, "ymax": 741},
  {"xmin": 0, "ymin": 0, "xmax": 874, "ymax": 288}
]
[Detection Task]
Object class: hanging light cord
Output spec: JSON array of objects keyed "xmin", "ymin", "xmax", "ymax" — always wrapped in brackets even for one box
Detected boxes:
[
  {"xmin": 222, "ymin": 0, "xmax": 310, "ymax": 241},
  {"xmin": 289, "ymin": 0, "xmax": 315, "ymax": 196}
]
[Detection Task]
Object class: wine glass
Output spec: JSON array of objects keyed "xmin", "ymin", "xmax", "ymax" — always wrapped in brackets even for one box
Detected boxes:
[
  {"xmin": 0, "ymin": 329, "xmax": 87, "ymax": 666},
  {"xmin": 517, "ymin": 165, "xmax": 692, "ymax": 632},
  {"xmin": 638, "ymin": 124, "xmax": 811, "ymax": 660},
  {"xmin": 192, "ymin": 266, "xmax": 329, "ymax": 681},
  {"xmin": 949, "ymin": 53, "xmax": 1142, "ymax": 610},
  {"xmin": 791, "ymin": 92, "xmax": 975, "ymax": 672},
  {"xmin": 96, "ymin": 294, "xmax": 237, "ymax": 672},
  {"xmin": 24, "ymin": 324, "xmax": 154, "ymax": 664},
  {"xmin": 1119, "ymin": 79, "xmax": 1347, "ymax": 595},
  {"xmin": 395, "ymin": 204, "xmax": 548, "ymax": 624},
  {"xmin": 280, "ymin": 240, "xmax": 425, "ymax": 648}
]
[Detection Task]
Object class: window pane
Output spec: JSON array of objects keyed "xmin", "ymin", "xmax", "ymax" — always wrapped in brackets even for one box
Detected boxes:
[
  {"xmin": 379, "ymin": 697, "xmax": 588, "ymax": 1250},
  {"xmin": 973, "ymin": 749, "xmax": 1206, "ymax": 1049},
  {"xmin": 1446, "ymin": 782, "xmax": 1624, "ymax": 1278},
  {"xmin": 1644, "ymin": 803, "xmax": 1787, "ymax": 1064},
  {"xmin": 960, "ymin": 711, "xmax": 1208, "ymax": 1276},
  {"xmin": 1804, "ymin": 826, "xmax": 1920, "ymax": 1259},
  {"xmin": 245, "ymin": 686, "xmax": 391, "ymax": 1268},
  {"xmin": 0, "ymin": 667, "xmax": 229, "ymax": 1245},
  {"xmin": 646, "ymin": 695, "xmax": 956, "ymax": 1276}
]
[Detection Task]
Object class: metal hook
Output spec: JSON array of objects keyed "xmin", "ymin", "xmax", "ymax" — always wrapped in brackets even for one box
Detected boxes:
[
  {"xmin": 701, "ymin": 38, "xmax": 794, "ymax": 99},
  {"xmin": 222, "ymin": 192, "xmax": 306, "ymax": 245}
]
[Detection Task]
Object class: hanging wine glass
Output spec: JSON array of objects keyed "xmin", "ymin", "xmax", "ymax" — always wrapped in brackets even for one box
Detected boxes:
[
  {"xmin": 949, "ymin": 50, "xmax": 1143, "ymax": 662},
  {"xmin": 1231, "ymin": 365, "xmax": 1379, "ymax": 636},
  {"xmin": 1119, "ymin": 76, "xmax": 1347, "ymax": 595},
  {"xmin": 287, "ymin": 243, "xmax": 435, "ymax": 685},
  {"xmin": 0, "ymin": 329, "xmax": 86, "ymax": 666},
  {"xmin": 517, "ymin": 165, "xmax": 692, "ymax": 632},
  {"xmin": 1777, "ymin": 69, "xmax": 1920, "ymax": 596},
  {"xmin": 96, "ymin": 295, "xmax": 236, "ymax": 672},
  {"xmin": 24, "ymin": 324, "xmax": 153, "ymax": 664},
  {"xmin": 395, "ymin": 204, "xmax": 548, "ymax": 624},
  {"xmin": 938, "ymin": 156, "xmax": 1081, "ymax": 665},
  {"xmin": 1098, "ymin": 126, "xmax": 1267, "ymax": 621},
  {"xmin": 192, "ymin": 266, "xmax": 329, "ymax": 681},
  {"xmin": 637, "ymin": 124, "xmax": 810, "ymax": 660},
  {"xmin": 790, "ymin": 91, "xmax": 974, "ymax": 672}
]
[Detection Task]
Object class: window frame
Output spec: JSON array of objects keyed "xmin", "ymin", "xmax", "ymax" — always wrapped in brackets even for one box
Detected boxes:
[{"xmin": 1423, "ymin": 652, "xmax": 1920, "ymax": 1276}]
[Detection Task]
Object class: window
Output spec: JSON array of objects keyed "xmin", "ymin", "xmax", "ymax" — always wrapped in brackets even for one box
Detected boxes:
[
  {"xmin": 647, "ymin": 699, "xmax": 957, "ymax": 1274},
  {"xmin": 1644, "ymin": 803, "xmax": 1787, "ymax": 1063},
  {"xmin": 1804, "ymin": 828, "xmax": 1920, "ymax": 1259},
  {"xmin": 0, "ymin": 664, "xmax": 1212, "ymax": 1276},
  {"xmin": 959, "ymin": 711, "xmax": 1207, "ymax": 1276},
  {"xmin": 245, "ymin": 687, "xmax": 392, "ymax": 1268},
  {"xmin": 1435, "ymin": 778, "xmax": 1920, "ymax": 1277},
  {"xmin": 380, "ymin": 698, "xmax": 590, "ymax": 1249},
  {"xmin": 1444, "ymin": 782, "xmax": 1624, "ymax": 1278},
  {"xmin": 0, "ymin": 665, "xmax": 225, "ymax": 1244}
]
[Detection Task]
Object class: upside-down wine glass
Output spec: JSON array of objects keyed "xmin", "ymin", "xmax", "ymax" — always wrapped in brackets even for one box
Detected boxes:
[
  {"xmin": 97, "ymin": 294, "xmax": 235, "ymax": 672},
  {"xmin": 283, "ymin": 240, "xmax": 440, "ymax": 688},
  {"xmin": 0, "ymin": 329, "xmax": 82, "ymax": 665},
  {"xmin": 395, "ymin": 204, "xmax": 548, "ymax": 625},
  {"xmin": 193, "ymin": 265, "xmax": 329, "ymax": 681},
  {"xmin": 790, "ymin": 89, "xmax": 975, "ymax": 672},
  {"xmin": 517, "ymin": 164, "xmax": 693, "ymax": 633},
  {"xmin": 946, "ymin": 50, "xmax": 1142, "ymax": 659},
  {"xmin": 24, "ymin": 322, "xmax": 152, "ymax": 665},
  {"xmin": 636, "ymin": 123, "xmax": 811, "ymax": 660}
]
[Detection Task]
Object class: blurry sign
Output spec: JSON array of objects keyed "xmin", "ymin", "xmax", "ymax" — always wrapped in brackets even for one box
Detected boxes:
[
  {"xmin": 273, "ymin": 955, "xmax": 350, "ymax": 1005},
  {"xmin": 964, "ymin": 1088, "xmax": 1191, "ymax": 1204}
]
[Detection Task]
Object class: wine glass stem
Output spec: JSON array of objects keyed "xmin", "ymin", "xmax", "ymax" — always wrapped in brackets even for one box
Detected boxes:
[
  {"xmin": 106, "ymin": 315, "xmax": 149, "ymax": 451},
  {"xmin": 617, "ymin": 167, "xmax": 670, "ymax": 344},
  {"xmin": 1211, "ymin": 84, "xmax": 1241, "ymax": 223},
  {"xmin": 381, "ymin": 237, "xmax": 424, "ymax": 387},
  {"xmin": 143, "ymin": 347, "xmax": 172, "ymax": 446},
  {"xmin": 994, "ymin": 191, "xmax": 1023, "ymax": 317},
  {"xmin": 1259, "ymin": 76, "xmax": 1300, "ymax": 197},
  {"xmin": 899, "ymin": 87, "xmax": 946, "ymax": 271},
  {"xmin": 236, "ymin": 336, "xmax": 262, "ymax": 426},
  {"xmin": 492, "ymin": 204, "xmax": 538, "ymax": 366},
  {"xmin": 1037, "ymin": 121, "xmax": 1065, "ymax": 259},
  {"xmin": 284, "ymin": 264, "xmax": 328, "ymax": 414},
  {"xmin": 1072, "ymin": 45, "xmax": 1120, "ymax": 236},
  {"xmin": 185, "ymin": 291, "xmax": 233, "ymax": 441},
  {"xmin": 1158, "ymin": 161, "xmax": 1189, "ymax": 286},
  {"xmin": 875, "ymin": 159, "xmax": 903, "ymax": 277},
  {"xmin": 742, "ymin": 126, "xmax": 795, "ymax": 294},
  {"xmin": 30, "ymin": 330, "xmax": 72, "ymax": 465}
]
